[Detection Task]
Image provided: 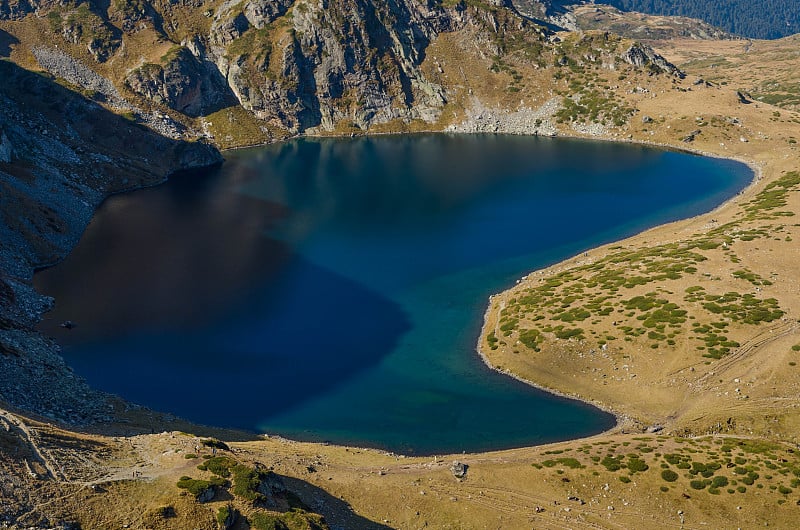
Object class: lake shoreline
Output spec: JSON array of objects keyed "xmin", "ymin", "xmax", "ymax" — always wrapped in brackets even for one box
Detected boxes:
[
  {"xmin": 469, "ymin": 100, "xmax": 790, "ymax": 439},
  {"xmin": 20, "ymin": 105, "xmax": 768, "ymax": 456},
  {"xmin": 470, "ymin": 131, "xmax": 762, "ymax": 438},
  {"xmin": 190, "ymin": 131, "xmax": 760, "ymax": 451},
  {"xmin": 51, "ymin": 128, "xmax": 761, "ymax": 454},
  {"xmin": 262, "ymin": 127, "xmax": 761, "ymax": 446}
]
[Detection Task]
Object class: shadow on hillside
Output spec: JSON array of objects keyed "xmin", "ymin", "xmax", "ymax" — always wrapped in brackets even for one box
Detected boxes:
[
  {"xmin": 281, "ymin": 475, "xmax": 394, "ymax": 530},
  {"xmin": 0, "ymin": 29, "xmax": 18, "ymax": 57}
]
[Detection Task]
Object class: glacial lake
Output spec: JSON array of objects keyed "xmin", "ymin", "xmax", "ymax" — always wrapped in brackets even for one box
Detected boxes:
[{"xmin": 35, "ymin": 134, "xmax": 751, "ymax": 454}]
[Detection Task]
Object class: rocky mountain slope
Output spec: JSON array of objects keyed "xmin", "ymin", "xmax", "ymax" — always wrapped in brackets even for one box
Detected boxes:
[
  {"xmin": 1, "ymin": 0, "xmax": 681, "ymax": 146},
  {"xmin": 604, "ymin": 0, "xmax": 800, "ymax": 39}
]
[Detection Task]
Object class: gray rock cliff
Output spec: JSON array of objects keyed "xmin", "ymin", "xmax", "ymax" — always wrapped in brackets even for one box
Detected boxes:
[{"xmin": 125, "ymin": 45, "xmax": 236, "ymax": 117}]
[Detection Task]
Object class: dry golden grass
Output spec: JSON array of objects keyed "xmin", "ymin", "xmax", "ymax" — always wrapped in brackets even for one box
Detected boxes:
[{"xmin": 8, "ymin": 420, "xmax": 800, "ymax": 529}]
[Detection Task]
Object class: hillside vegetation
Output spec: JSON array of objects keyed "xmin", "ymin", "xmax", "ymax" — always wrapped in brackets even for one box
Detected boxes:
[{"xmin": 605, "ymin": 0, "xmax": 800, "ymax": 39}]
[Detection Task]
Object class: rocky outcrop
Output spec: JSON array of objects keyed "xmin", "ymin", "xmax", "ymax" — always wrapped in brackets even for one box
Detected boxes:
[
  {"xmin": 571, "ymin": 4, "xmax": 733, "ymax": 41},
  {"xmin": 125, "ymin": 46, "xmax": 236, "ymax": 117},
  {"xmin": 32, "ymin": 47, "xmax": 127, "ymax": 108},
  {"xmin": 108, "ymin": 0, "xmax": 160, "ymax": 34},
  {"xmin": 208, "ymin": 0, "xmax": 450, "ymax": 132},
  {"xmin": 258, "ymin": 472, "xmax": 288, "ymax": 504},
  {"xmin": 33, "ymin": 46, "xmax": 191, "ymax": 138},
  {"xmin": 450, "ymin": 461, "xmax": 468, "ymax": 478},
  {"xmin": 508, "ymin": 0, "xmax": 549, "ymax": 20},
  {"xmin": 243, "ymin": 0, "xmax": 295, "ymax": 29},
  {"xmin": 621, "ymin": 42, "xmax": 684, "ymax": 77},
  {"xmin": 2, "ymin": 0, "xmax": 120, "ymax": 60}
]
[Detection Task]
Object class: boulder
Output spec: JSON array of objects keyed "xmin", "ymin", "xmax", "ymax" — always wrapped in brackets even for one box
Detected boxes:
[
  {"xmin": 621, "ymin": 43, "xmax": 683, "ymax": 77},
  {"xmin": 450, "ymin": 461, "xmax": 468, "ymax": 479}
]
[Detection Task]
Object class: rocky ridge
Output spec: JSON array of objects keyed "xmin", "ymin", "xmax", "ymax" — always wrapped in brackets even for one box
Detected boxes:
[
  {"xmin": 1, "ymin": 0, "xmax": 682, "ymax": 142},
  {"xmin": 570, "ymin": 3, "xmax": 734, "ymax": 41}
]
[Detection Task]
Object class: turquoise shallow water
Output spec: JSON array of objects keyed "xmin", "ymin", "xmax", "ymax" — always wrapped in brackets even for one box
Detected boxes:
[{"xmin": 35, "ymin": 134, "xmax": 751, "ymax": 454}]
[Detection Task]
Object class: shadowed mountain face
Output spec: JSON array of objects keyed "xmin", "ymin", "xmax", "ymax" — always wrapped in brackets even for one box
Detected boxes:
[
  {"xmin": 0, "ymin": 28, "xmax": 17, "ymax": 56},
  {"xmin": 0, "ymin": 59, "xmax": 221, "ymax": 424},
  {"xmin": 0, "ymin": 60, "xmax": 221, "ymax": 280}
]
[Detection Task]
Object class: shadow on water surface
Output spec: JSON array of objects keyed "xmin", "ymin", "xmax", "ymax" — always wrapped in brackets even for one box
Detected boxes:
[
  {"xmin": 35, "ymin": 170, "xmax": 411, "ymax": 428},
  {"xmin": 34, "ymin": 133, "xmax": 751, "ymax": 453}
]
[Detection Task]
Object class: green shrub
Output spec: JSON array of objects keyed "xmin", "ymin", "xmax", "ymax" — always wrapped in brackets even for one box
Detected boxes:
[
  {"xmin": 232, "ymin": 465, "xmax": 276, "ymax": 503},
  {"xmin": 197, "ymin": 456, "xmax": 236, "ymax": 477},
  {"xmin": 555, "ymin": 327, "xmax": 584, "ymax": 340},
  {"xmin": 518, "ymin": 329, "xmax": 541, "ymax": 349},
  {"xmin": 619, "ymin": 476, "xmax": 631, "ymax": 483},
  {"xmin": 217, "ymin": 505, "xmax": 232, "ymax": 526},
  {"xmin": 661, "ymin": 469, "xmax": 679, "ymax": 482},
  {"xmin": 176, "ymin": 475, "xmax": 224, "ymax": 497},
  {"xmin": 249, "ymin": 512, "xmax": 282, "ymax": 530},
  {"xmin": 690, "ymin": 479, "xmax": 708, "ymax": 490},
  {"xmin": 627, "ymin": 456, "xmax": 649, "ymax": 473},
  {"xmin": 540, "ymin": 457, "xmax": 584, "ymax": 469},
  {"xmin": 601, "ymin": 455, "xmax": 623, "ymax": 472},
  {"xmin": 712, "ymin": 476, "xmax": 729, "ymax": 488}
]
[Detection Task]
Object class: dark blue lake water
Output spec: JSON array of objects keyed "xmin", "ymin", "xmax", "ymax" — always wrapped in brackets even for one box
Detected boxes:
[{"xmin": 34, "ymin": 135, "xmax": 751, "ymax": 454}]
